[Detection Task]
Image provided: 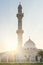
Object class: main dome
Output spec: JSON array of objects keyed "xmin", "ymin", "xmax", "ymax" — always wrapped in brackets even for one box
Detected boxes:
[{"xmin": 24, "ymin": 38, "xmax": 36, "ymax": 49}]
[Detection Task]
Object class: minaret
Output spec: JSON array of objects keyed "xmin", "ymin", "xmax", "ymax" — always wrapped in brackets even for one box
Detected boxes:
[{"xmin": 16, "ymin": 3, "xmax": 24, "ymax": 49}]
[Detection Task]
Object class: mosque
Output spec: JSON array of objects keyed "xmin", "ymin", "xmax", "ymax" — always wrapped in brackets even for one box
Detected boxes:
[{"xmin": 0, "ymin": 3, "xmax": 42, "ymax": 63}]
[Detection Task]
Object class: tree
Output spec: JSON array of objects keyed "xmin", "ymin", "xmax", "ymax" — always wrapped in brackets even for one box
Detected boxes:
[
  {"xmin": 38, "ymin": 50, "xmax": 43, "ymax": 58},
  {"xmin": 38, "ymin": 50, "xmax": 43, "ymax": 62}
]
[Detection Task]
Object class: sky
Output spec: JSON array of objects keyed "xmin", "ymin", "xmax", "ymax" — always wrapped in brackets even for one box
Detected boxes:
[{"xmin": 0, "ymin": 0, "xmax": 43, "ymax": 52}]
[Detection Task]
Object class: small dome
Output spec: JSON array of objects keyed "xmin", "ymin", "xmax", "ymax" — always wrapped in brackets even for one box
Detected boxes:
[{"xmin": 24, "ymin": 38, "xmax": 36, "ymax": 48}]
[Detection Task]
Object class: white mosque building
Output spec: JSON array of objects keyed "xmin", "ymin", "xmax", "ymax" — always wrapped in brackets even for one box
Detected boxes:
[{"xmin": 0, "ymin": 3, "xmax": 42, "ymax": 63}]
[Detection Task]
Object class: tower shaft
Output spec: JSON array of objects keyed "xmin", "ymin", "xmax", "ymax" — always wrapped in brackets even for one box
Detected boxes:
[{"xmin": 16, "ymin": 4, "xmax": 24, "ymax": 49}]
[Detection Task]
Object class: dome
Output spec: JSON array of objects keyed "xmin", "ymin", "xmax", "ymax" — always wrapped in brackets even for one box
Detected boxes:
[{"xmin": 24, "ymin": 38, "xmax": 36, "ymax": 48}]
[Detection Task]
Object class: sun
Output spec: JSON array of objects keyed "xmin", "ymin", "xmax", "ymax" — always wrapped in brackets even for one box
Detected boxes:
[{"xmin": 5, "ymin": 41, "xmax": 17, "ymax": 52}]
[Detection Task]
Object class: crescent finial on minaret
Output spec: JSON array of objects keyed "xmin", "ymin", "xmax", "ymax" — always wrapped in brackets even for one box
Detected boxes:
[
  {"xmin": 29, "ymin": 35, "xmax": 30, "ymax": 39},
  {"xmin": 19, "ymin": 2, "xmax": 21, "ymax": 4},
  {"xmin": 18, "ymin": 2, "xmax": 22, "ymax": 9}
]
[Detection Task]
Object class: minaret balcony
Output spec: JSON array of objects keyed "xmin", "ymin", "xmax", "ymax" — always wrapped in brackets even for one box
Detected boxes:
[
  {"xmin": 16, "ymin": 30, "xmax": 24, "ymax": 34},
  {"xmin": 16, "ymin": 13, "xmax": 24, "ymax": 19}
]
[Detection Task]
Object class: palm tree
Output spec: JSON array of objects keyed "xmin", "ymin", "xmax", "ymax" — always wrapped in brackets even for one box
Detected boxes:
[
  {"xmin": 38, "ymin": 50, "xmax": 43, "ymax": 62},
  {"xmin": 38, "ymin": 50, "xmax": 43, "ymax": 58}
]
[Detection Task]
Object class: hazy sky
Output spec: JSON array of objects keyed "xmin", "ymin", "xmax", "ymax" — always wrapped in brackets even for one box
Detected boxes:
[{"xmin": 0, "ymin": 0, "xmax": 43, "ymax": 52}]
